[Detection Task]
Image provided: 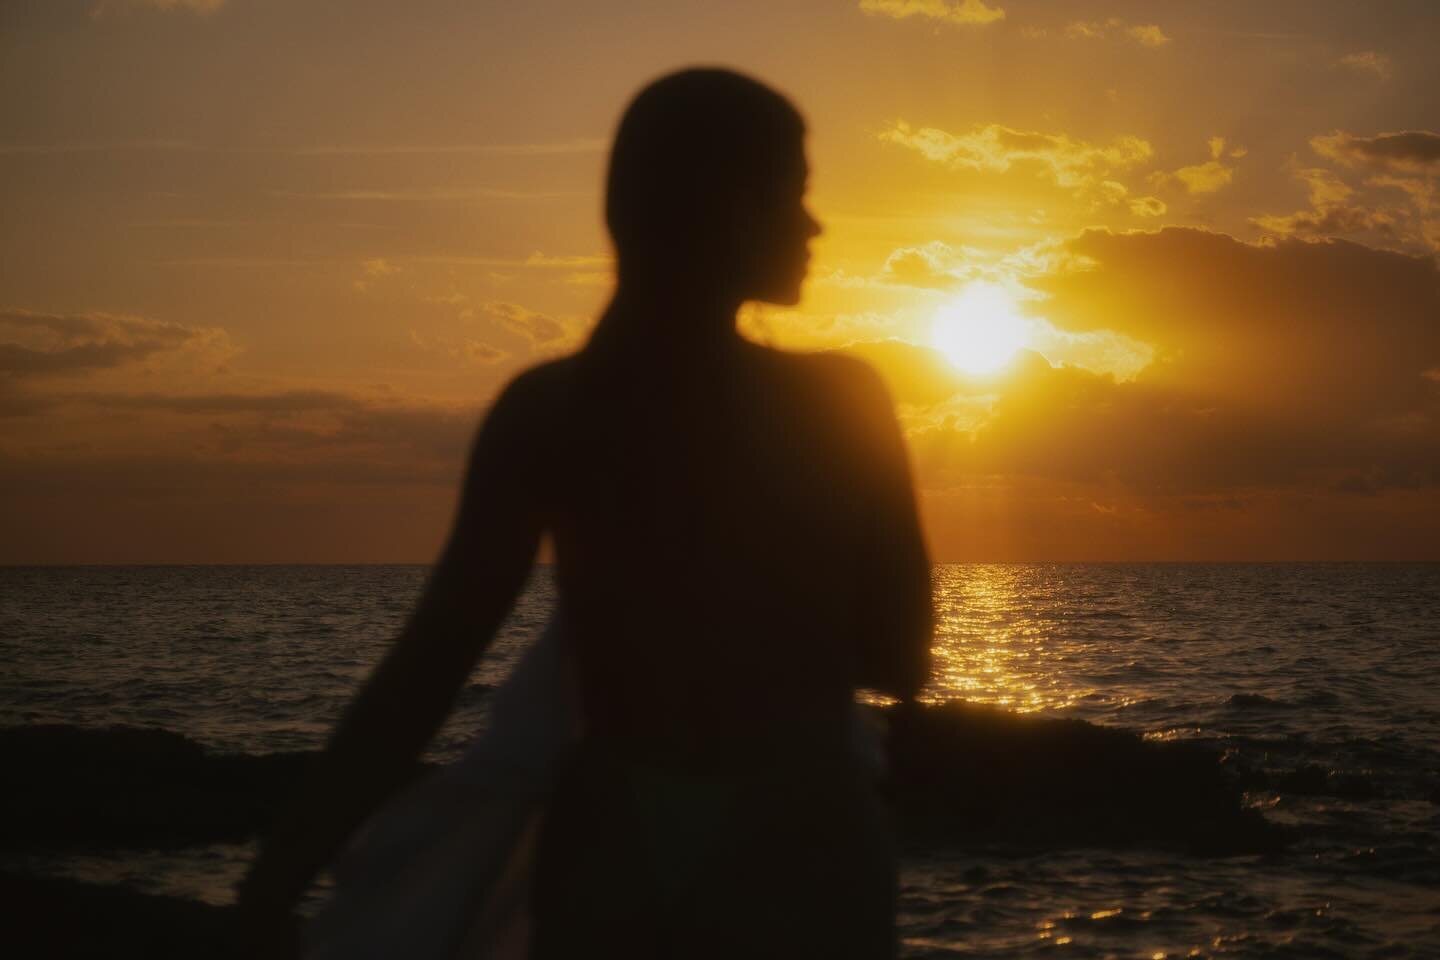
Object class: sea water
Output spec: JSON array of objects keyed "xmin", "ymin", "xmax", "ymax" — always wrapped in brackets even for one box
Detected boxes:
[{"xmin": 2, "ymin": 563, "xmax": 1438, "ymax": 957}]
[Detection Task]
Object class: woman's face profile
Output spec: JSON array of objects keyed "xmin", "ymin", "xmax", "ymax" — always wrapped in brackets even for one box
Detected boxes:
[{"xmin": 740, "ymin": 142, "xmax": 822, "ymax": 307}]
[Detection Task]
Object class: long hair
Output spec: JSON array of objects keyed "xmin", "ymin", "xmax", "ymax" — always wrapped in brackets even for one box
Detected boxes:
[{"xmin": 604, "ymin": 68, "xmax": 806, "ymax": 277}]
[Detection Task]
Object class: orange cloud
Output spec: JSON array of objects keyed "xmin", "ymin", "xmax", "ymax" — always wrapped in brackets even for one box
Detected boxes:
[
  {"xmin": 877, "ymin": 242, "xmax": 982, "ymax": 289},
  {"xmin": 859, "ymin": 0, "xmax": 1005, "ymax": 27},
  {"xmin": 481, "ymin": 301, "xmax": 574, "ymax": 347},
  {"xmin": 1128, "ymin": 196, "xmax": 1166, "ymax": 217},
  {"xmin": 1312, "ymin": 130, "xmax": 1440, "ymax": 174},
  {"xmin": 290, "ymin": 140, "xmax": 606, "ymax": 158},
  {"xmin": 1173, "ymin": 161, "xmax": 1232, "ymax": 193},
  {"xmin": 91, "ymin": 0, "xmax": 225, "ymax": 15},
  {"xmin": 1370, "ymin": 175, "xmax": 1437, "ymax": 212},
  {"xmin": 0, "ymin": 308, "xmax": 233, "ymax": 380},
  {"xmin": 1064, "ymin": 18, "xmax": 1171, "ymax": 47},
  {"xmin": 1249, "ymin": 132, "xmax": 1439, "ymax": 251},
  {"xmin": 832, "ymin": 228, "xmax": 1440, "ymax": 557},
  {"xmin": 1032, "ymin": 228, "xmax": 1440, "ymax": 416},
  {"xmin": 1252, "ymin": 167, "xmax": 1401, "ymax": 243},
  {"xmin": 353, "ymin": 258, "xmax": 402, "ymax": 294},
  {"xmin": 1337, "ymin": 51, "xmax": 1391, "ymax": 78},
  {"xmin": 409, "ymin": 329, "xmax": 508, "ymax": 367},
  {"xmin": 1124, "ymin": 24, "xmax": 1170, "ymax": 47},
  {"xmin": 522, "ymin": 252, "xmax": 611, "ymax": 269},
  {"xmin": 1150, "ymin": 137, "xmax": 1241, "ymax": 195},
  {"xmin": 880, "ymin": 122, "xmax": 1152, "ymax": 198},
  {"xmin": 0, "ymin": 384, "xmax": 483, "ymax": 562}
]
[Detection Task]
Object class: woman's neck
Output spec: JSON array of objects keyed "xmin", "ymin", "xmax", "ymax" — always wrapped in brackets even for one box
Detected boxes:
[{"xmin": 596, "ymin": 281, "xmax": 745, "ymax": 353}]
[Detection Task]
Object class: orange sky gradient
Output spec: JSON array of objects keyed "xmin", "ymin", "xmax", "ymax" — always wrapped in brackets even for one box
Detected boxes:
[{"xmin": 2, "ymin": 0, "xmax": 1438, "ymax": 562}]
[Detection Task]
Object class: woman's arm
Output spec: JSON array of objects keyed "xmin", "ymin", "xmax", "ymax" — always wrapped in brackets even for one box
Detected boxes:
[
  {"xmin": 847, "ymin": 361, "xmax": 934, "ymax": 703},
  {"xmin": 235, "ymin": 371, "xmax": 549, "ymax": 932}
]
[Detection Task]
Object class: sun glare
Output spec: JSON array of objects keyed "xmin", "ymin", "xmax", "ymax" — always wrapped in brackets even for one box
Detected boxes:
[{"xmin": 931, "ymin": 282, "xmax": 1031, "ymax": 376}]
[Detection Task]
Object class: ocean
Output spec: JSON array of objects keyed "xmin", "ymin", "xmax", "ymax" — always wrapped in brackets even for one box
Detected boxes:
[{"xmin": 2, "ymin": 563, "xmax": 1438, "ymax": 957}]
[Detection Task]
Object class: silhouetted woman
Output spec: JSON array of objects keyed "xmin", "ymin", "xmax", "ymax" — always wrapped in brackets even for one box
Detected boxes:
[{"xmin": 237, "ymin": 67, "xmax": 932, "ymax": 959}]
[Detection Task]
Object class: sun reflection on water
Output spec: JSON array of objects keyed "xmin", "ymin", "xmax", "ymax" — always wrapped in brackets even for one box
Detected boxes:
[{"xmin": 923, "ymin": 564, "xmax": 1092, "ymax": 714}]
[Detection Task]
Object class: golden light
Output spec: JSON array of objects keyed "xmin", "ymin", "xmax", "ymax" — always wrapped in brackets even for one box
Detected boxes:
[{"xmin": 931, "ymin": 282, "xmax": 1031, "ymax": 376}]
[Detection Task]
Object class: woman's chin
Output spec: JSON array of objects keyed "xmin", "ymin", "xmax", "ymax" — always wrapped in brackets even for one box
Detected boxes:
[{"xmin": 752, "ymin": 277, "xmax": 805, "ymax": 307}]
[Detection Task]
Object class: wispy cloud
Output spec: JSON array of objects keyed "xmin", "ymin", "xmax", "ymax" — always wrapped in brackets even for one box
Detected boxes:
[
  {"xmin": 409, "ymin": 329, "xmax": 508, "ymax": 367},
  {"xmin": 91, "ymin": 0, "xmax": 226, "ymax": 16},
  {"xmin": 0, "ymin": 308, "xmax": 233, "ymax": 379},
  {"xmin": 1312, "ymin": 130, "xmax": 1440, "ymax": 174},
  {"xmin": 1243, "ymin": 132, "xmax": 1440, "ymax": 251},
  {"xmin": 361, "ymin": 258, "xmax": 398, "ymax": 278},
  {"xmin": 877, "ymin": 241, "xmax": 982, "ymax": 289},
  {"xmin": 1251, "ymin": 167, "xmax": 1400, "ymax": 242},
  {"xmin": 400, "ymin": 252, "xmax": 611, "ymax": 272},
  {"xmin": 481, "ymin": 301, "xmax": 569, "ymax": 345},
  {"xmin": 0, "ymin": 139, "xmax": 206, "ymax": 155},
  {"xmin": 880, "ymin": 121, "xmax": 1152, "ymax": 199},
  {"xmin": 1150, "ymin": 136, "xmax": 1243, "ymax": 194},
  {"xmin": 859, "ymin": 0, "xmax": 1004, "ymax": 27},
  {"xmin": 522, "ymin": 252, "xmax": 610, "ymax": 268},
  {"xmin": 1172, "ymin": 162, "xmax": 1231, "ymax": 194},
  {"xmin": 271, "ymin": 187, "xmax": 568, "ymax": 202},
  {"xmin": 1370, "ymin": 175, "xmax": 1437, "ymax": 214},
  {"xmin": 1128, "ymin": 196, "xmax": 1166, "ymax": 217},
  {"xmin": 1064, "ymin": 18, "xmax": 1171, "ymax": 47},
  {"xmin": 351, "ymin": 258, "xmax": 401, "ymax": 295},
  {"xmin": 290, "ymin": 139, "xmax": 606, "ymax": 157},
  {"xmin": 0, "ymin": 139, "xmax": 604, "ymax": 158},
  {"xmin": 155, "ymin": 257, "xmax": 333, "ymax": 268},
  {"xmin": 1337, "ymin": 51, "xmax": 1391, "ymax": 79}
]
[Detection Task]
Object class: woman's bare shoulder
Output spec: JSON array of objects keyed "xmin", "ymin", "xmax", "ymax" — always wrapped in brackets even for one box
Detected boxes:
[
  {"xmin": 750, "ymin": 343, "xmax": 893, "ymax": 414},
  {"xmin": 463, "ymin": 357, "xmax": 581, "ymax": 484},
  {"xmin": 488, "ymin": 355, "xmax": 580, "ymax": 422}
]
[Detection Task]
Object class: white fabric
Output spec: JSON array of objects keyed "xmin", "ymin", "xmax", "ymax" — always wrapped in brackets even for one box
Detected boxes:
[
  {"xmin": 302, "ymin": 615, "xmax": 884, "ymax": 960},
  {"xmin": 304, "ymin": 615, "xmax": 579, "ymax": 960}
]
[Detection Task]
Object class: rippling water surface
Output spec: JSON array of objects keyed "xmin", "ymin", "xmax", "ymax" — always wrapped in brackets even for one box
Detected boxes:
[{"xmin": 3, "ymin": 563, "xmax": 1438, "ymax": 957}]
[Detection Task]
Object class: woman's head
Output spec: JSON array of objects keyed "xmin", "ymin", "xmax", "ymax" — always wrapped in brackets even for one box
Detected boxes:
[{"xmin": 605, "ymin": 68, "xmax": 821, "ymax": 306}]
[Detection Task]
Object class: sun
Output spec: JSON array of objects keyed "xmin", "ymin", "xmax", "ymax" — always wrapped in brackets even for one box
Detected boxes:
[{"xmin": 931, "ymin": 282, "xmax": 1031, "ymax": 376}]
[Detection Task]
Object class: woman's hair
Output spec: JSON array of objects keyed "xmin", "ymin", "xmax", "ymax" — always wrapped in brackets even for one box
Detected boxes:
[{"xmin": 605, "ymin": 68, "xmax": 805, "ymax": 269}]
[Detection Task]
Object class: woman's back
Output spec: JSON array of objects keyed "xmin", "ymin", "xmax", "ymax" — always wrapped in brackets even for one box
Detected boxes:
[
  {"xmin": 535, "ymin": 328, "xmax": 908, "ymax": 765},
  {"xmin": 521, "ymin": 323, "xmax": 927, "ymax": 958}
]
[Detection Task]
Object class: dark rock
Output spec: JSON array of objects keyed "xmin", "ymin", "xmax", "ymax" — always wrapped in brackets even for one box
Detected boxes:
[
  {"xmin": 1, "ymin": 706, "xmax": 1281, "ymax": 859},
  {"xmin": 882, "ymin": 700, "xmax": 1285, "ymax": 856},
  {"xmin": 1, "ymin": 871, "xmax": 238, "ymax": 960},
  {"xmin": 0, "ymin": 708, "xmax": 1289, "ymax": 955},
  {"xmin": 0, "ymin": 724, "xmax": 436, "ymax": 853}
]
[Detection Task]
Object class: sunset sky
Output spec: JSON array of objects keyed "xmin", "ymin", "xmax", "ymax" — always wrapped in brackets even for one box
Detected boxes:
[{"xmin": 2, "ymin": 0, "xmax": 1438, "ymax": 562}]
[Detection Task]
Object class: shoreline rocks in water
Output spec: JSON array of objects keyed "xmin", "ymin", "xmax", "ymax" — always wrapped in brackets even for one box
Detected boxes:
[
  {"xmin": 0, "ymin": 723, "xmax": 329, "ymax": 852},
  {"xmin": 0, "ymin": 707, "xmax": 1284, "ymax": 856},
  {"xmin": 884, "ymin": 701, "xmax": 1284, "ymax": 856},
  {"xmin": 2, "ymin": 870, "xmax": 238, "ymax": 960},
  {"xmin": 0, "ymin": 706, "xmax": 1283, "ymax": 957}
]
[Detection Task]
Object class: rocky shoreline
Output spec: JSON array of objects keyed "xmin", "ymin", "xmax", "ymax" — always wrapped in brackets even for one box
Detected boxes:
[{"xmin": 2, "ymin": 704, "xmax": 1287, "ymax": 957}]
